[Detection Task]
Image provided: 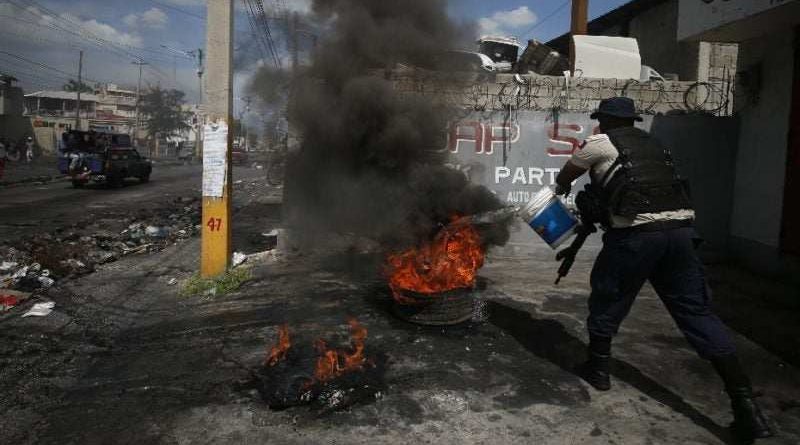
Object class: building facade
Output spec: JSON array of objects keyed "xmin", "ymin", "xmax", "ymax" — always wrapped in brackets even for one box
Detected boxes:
[
  {"xmin": 547, "ymin": 0, "xmax": 738, "ymax": 83},
  {"xmin": 23, "ymin": 90, "xmax": 99, "ymax": 153},
  {"xmin": 678, "ymin": 0, "xmax": 800, "ymax": 276},
  {"xmin": 93, "ymin": 83, "xmax": 137, "ymax": 134}
]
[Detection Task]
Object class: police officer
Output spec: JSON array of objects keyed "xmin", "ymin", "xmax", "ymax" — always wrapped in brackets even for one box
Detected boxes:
[{"xmin": 555, "ymin": 97, "xmax": 773, "ymax": 441}]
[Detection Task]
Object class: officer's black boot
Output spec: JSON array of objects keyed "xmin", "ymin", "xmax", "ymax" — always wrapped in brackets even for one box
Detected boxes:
[
  {"xmin": 711, "ymin": 354, "xmax": 774, "ymax": 441},
  {"xmin": 577, "ymin": 334, "xmax": 611, "ymax": 391}
]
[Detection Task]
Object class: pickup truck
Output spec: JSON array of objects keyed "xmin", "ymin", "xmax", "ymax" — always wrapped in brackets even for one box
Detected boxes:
[{"xmin": 58, "ymin": 131, "xmax": 152, "ymax": 188}]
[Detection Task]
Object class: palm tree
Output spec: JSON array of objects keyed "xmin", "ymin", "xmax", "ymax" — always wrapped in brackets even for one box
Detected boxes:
[{"xmin": 62, "ymin": 79, "xmax": 94, "ymax": 93}]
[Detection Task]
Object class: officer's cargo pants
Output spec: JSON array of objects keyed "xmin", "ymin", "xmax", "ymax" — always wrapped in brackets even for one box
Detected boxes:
[{"xmin": 588, "ymin": 226, "xmax": 737, "ymax": 358}]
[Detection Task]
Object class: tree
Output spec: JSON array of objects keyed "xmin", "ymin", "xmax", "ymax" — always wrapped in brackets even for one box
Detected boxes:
[
  {"xmin": 139, "ymin": 87, "xmax": 190, "ymax": 137},
  {"xmin": 63, "ymin": 79, "xmax": 94, "ymax": 93}
]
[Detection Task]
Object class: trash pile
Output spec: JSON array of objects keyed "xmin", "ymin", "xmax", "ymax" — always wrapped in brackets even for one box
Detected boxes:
[
  {"xmin": 0, "ymin": 260, "xmax": 55, "ymax": 292},
  {"xmin": 0, "ymin": 196, "xmax": 201, "ymax": 292}
]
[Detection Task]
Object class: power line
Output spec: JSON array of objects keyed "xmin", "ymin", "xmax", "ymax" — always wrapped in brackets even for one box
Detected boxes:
[
  {"xmin": 4, "ymin": 0, "xmax": 196, "ymax": 93},
  {"xmin": 254, "ymin": 0, "xmax": 282, "ymax": 68},
  {"xmin": 0, "ymin": 24, "xmax": 83, "ymax": 52},
  {"xmin": 0, "ymin": 50, "xmax": 107, "ymax": 84},
  {"xmin": 0, "ymin": 59, "xmax": 73, "ymax": 83},
  {"xmin": 143, "ymin": 0, "xmax": 206, "ymax": 21},
  {"xmin": 521, "ymin": 0, "xmax": 571, "ymax": 39},
  {"xmin": 241, "ymin": 0, "xmax": 282, "ymax": 69},
  {"xmin": 0, "ymin": 65, "xmax": 67, "ymax": 88},
  {"xmin": 7, "ymin": 0, "xmax": 187, "ymax": 64},
  {"xmin": 242, "ymin": 0, "xmax": 272, "ymax": 63}
]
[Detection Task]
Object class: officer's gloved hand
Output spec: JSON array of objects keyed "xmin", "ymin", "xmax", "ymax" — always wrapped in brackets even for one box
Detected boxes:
[{"xmin": 555, "ymin": 184, "xmax": 571, "ymax": 196}]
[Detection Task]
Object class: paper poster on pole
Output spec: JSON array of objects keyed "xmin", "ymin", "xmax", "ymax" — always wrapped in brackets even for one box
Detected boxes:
[{"xmin": 202, "ymin": 121, "xmax": 228, "ymax": 197}]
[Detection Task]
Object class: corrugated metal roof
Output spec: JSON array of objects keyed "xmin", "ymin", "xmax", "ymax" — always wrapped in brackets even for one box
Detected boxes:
[{"xmin": 24, "ymin": 90, "xmax": 100, "ymax": 101}]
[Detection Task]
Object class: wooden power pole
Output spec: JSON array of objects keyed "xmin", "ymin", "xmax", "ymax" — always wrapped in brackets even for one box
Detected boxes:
[
  {"xmin": 570, "ymin": 0, "xmax": 589, "ymax": 72},
  {"xmin": 201, "ymin": 0, "xmax": 234, "ymax": 277}
]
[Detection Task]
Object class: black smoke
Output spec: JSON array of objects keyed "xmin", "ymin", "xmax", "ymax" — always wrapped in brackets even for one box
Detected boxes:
[{"xmin": 256, "ymin": 0, "xmax": 510, "ymax": 251}]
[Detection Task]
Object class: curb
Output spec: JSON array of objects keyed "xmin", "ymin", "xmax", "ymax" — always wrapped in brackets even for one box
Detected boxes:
[{"xmin": 0, "ymin": 175, "xmax": 70, "ymax": 189}]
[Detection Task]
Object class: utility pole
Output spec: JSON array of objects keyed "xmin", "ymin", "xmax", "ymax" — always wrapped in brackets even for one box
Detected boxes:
[
  {"xmin": 159, "ymin": 44, "xmax": 204, "ymax": 157},
  {"xmin": 201, "ymin": 0, "xmax": 233, "ymax": 277},
  {"xmin": 132, "ymin": 60, "xmax": 148, "ymax": 141},
  {"xmin": 75, "ymin": 50, "xmax": 83, "ymax": 130},
  {"xmin": 570, "ymin": 0, "xmax": 589, "ymax": 73},
  {"xmin": 290, "ymin": 11, "xmax": 300, "ymax": 72},
  {"xmin": 197, "ymin": 49, "xmax": 204, "ymax": 105}
]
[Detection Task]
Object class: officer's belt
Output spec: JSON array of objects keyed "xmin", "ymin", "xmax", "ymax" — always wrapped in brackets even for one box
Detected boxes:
[{"xmin": 609, "ymin": 218, "xmax": 694, "ymax": 233}]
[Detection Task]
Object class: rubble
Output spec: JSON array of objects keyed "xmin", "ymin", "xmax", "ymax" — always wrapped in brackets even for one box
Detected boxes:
[
  {"xmin": 21, "ymin": 301, "xmax": 55, "ymax": 317},
  {"xmin": 0, "ymin": 290, "xmax": 28, "ymax": 311},
  {"xmin": 0, "ymin": 196, "xmax": 202, "ymax": 292},
  {"xmin": 232, "ymin": 252, "xmax": 247, "ymax": 267}
]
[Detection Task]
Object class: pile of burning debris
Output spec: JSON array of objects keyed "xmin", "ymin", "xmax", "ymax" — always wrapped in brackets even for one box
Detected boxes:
[
  {"xmin": 0, "ymin": 197, "xmax": 201, "ymax": 292},
  {"xmin": 251, "ymin": 217, "xmax": 492, "ymax": 412},
  {"xmin": 254, "ymin": 319, "xmax": 386, "ymax": 412},
  {"xmin": 385, "ymin": 215, "xmax": 492, "ymax": 326}
]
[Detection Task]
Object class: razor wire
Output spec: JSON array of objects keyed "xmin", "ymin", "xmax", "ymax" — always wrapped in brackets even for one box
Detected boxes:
[{"xmin": 391, "ymin": 73, "xmax": 732, "ymax": 116}]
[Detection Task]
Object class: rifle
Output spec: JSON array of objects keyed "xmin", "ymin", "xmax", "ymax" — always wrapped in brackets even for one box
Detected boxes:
[{"xmin": 554, "ymin": 221, "xmax": 597, "ymax": 285}]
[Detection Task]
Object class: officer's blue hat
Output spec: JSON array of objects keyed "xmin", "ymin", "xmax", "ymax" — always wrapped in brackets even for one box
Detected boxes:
[{"xmin": 590, "ymin": 97, "xmax": 643, "ymax": 121}]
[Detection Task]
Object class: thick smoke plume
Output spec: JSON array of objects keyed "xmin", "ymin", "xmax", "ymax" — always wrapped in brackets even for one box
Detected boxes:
[{"xmin": 263, "ymin": 0, "xmax": 509, "ymax": 251}]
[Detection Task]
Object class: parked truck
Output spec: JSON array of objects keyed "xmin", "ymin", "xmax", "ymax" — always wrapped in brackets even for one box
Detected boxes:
[{"xmin": 58, "ymin": 130, "xmax": 152, "ymax": 188}]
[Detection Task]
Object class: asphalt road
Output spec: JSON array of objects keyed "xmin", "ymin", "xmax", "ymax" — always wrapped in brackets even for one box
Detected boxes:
[
  {"xmin": 1, "ymin": 165, "xmax": 799, "ymax": 444},
  {"xmin": 0, "ymin": 165, "xmax": 262, "ymax": 244}
]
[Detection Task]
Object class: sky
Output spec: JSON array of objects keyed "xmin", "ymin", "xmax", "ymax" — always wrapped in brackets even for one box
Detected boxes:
[{"xmin": 0, "ymin": 0, "xmax": 633, "ymax": 106}]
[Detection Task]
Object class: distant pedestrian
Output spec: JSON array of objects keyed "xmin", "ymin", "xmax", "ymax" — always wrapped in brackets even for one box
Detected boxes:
[{"xmin": 25, "ymin": 136, "xmax": 35, "ymax": 163}]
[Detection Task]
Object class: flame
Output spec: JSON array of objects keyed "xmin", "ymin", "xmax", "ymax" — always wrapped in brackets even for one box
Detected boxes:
[
  {"xmin": 386, "ymin": 216, "xmax": 485, "ymax": 300},
  {"xmin": 265, "ymin": 324, "xmax": 291, "ymax": 366},
  {"xmin": 309, "ymin": 318, "xmax": 369, "ymax": 385}
]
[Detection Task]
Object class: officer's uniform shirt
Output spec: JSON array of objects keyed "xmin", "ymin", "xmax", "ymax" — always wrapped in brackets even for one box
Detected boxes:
[{"xmin": 571, "ymin": 133, "xmax": 695, "ymax": 228}]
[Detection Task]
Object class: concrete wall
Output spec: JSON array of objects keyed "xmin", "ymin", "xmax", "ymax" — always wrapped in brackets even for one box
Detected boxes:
[
  {"xmin": 626, "ymin": 0, "xmax": 686, "ymax": 79},
  {"xmin": 0, "ymin": 84, "xmax": 24, "ymax": 115},
  {"xmin": 446, "ymin": 110, "xmax": 738, "ymax": 252},
  {"xmin": 623, "ymin": 1, "xmax": 738, "ymax": 82},
  {"xmin": 0, "ymin": 115, "xmax": 33, "ymax": 141},
  {"xmin": 708, "ymin": 43, "xmax": 739, "ymax": 82},
  {"xmin": 393, "ymin": 72, "xmax": 732, "ymax": 116},
  {"xmin": 730, "ymin": 30, "xmax": 793, "ymax": 247},
  {"xmin": 651, "ymin": 114, "xmax": 739, "ymax": 251},
  {"xmin": 678, "ymin": 0, "xmax": 794, "ymax": 41},
  {"xmin": 728, "ymin": 29, "xmax": 796, "ymax": 275}
]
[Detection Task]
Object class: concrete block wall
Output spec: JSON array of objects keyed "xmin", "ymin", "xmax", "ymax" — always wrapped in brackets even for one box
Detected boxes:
[
  {"xmin": 391, "ymin": 72, "xmax": 732, "ymax": 117},
  {"xmin": 708, "ymin": 43, "xmax": 739, "ymax": 82},
  {"xmin": 390, "ymin": 72, "xmax": 740, "ymax": 257}
]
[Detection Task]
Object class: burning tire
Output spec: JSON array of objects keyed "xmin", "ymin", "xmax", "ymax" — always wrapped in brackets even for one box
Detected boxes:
[
  {"xmin": 385, "ymin": 216, "xmax": 488, "ymax": 326},
  {"xmin": 392, "ymin": 287, "xmax": 476, "ymax": 326}
]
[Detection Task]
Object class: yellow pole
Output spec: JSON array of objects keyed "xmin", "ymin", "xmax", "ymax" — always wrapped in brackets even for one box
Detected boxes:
[{"xmin": 201, "ymin": 0, "xmax": 234, "ymax": 277}]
